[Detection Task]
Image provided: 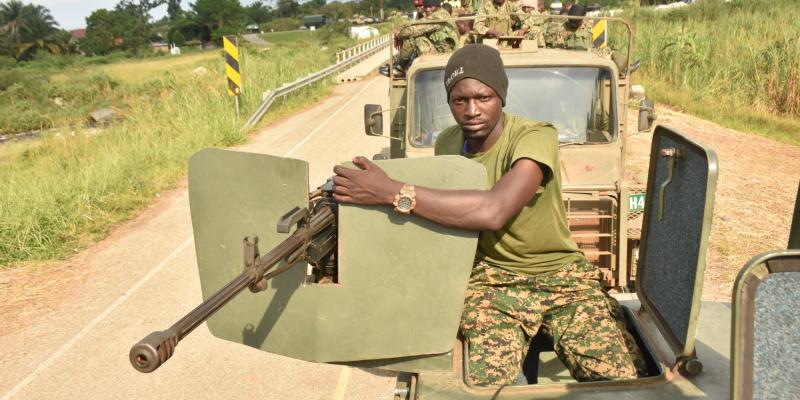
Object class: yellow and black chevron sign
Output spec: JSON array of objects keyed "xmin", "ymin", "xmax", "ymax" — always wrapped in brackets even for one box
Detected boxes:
[
  {"xmin": 592, "ymin": 19, "xmax": 607, "ymax": 49},
  {"xmin": 223, "ymin": 35, "xmax": 242, "ymax": 96}
]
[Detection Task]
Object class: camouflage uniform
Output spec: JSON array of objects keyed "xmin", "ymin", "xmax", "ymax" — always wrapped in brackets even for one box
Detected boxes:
[
  {"xmin": 515, "ymin": 9, "xmax": 546, "ymax": 47},
  {"xmin": 458, "ymin": 31, "xmax": 477, "ymax": 47},
  {"xmin": 460, "ymin": 258, "xmax": 648, "ymax": 386},
  {"xmin": 545, "ymin": 19, "xmax": 592, "ymax": 50},
  {"xmin": 397, "ymin": 8, "xmax": 458, "ymax": 63},
  {"xmin": 473, "ymin": 0, "xmax": 523, "ymax": 37}
]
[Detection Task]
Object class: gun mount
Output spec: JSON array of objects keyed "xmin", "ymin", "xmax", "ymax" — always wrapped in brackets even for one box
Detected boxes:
[{"xmin": 129, "ymin": 189, "xmax": 337, "ymax": 373}]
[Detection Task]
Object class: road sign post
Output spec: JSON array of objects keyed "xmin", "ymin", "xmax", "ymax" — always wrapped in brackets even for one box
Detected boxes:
[{"xmin": 223, "ymin": 35, "xmax": 242, "ymax": 119}]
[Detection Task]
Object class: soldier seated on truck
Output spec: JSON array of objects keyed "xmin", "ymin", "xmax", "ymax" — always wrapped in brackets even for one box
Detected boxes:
[
  {"xmin": 514, "ymin": 0, "xmax": 547, "ymax": 47},
  {"xmin": 456, "ymin": 13, "xmax": 476, "ymax": 46},
  {"xmin": 382, "ymin": 0, "xmax": 458, "ymax": 77},
  {"xmin": 473, "ymin": 0, "xmax": 523, "ymax": 39},
  {"xmin": 333, "ymin": 44, "xmax": 647, "ymax": 386},
  {"xmin": 545, "ymin": 3, "xmax": 592, "ymax": 50}
]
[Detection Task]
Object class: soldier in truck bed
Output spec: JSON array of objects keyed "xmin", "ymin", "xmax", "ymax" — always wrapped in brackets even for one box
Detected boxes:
[
  {"xmin": 514, "ymin": 0, "xmax": 547, "ymax": 47},
  {"xmin": 381, "ymin": 0, "xmax": 458, "ymax": 77},
  {"xmin": 395, "ymin": 0, "xmax": 458, "ymax": 67},
  {"xmin": 333, "ymin": 44, "xmax": 647, "ymax": 386},
  {"xmin": 473, "ymin": 0, "xmax": 524, "ymax": 38},
  {"xmin": 545, "ymin": 3, "xmax": 592, "ymax": 50}
]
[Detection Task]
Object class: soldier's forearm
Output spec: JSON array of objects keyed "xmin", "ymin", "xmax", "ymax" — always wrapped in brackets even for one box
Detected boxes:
[
  {"xmin": 397, "ymin": 24, "xmax": 440, "ymax": 39},
  {"xmin": 473, "ymin": 19, "xmax": 489, "ymax": 35}
]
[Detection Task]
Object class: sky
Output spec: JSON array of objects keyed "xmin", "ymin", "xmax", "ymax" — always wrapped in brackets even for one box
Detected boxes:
[{"xmin": 28, "ymin": 0, "xmax": 269, "ymax": 30}]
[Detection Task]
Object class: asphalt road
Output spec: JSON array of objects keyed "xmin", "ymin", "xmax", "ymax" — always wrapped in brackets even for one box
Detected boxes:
[{"xmin": 0, "ymin": 75, "xmax": 397, "ymax": 400}]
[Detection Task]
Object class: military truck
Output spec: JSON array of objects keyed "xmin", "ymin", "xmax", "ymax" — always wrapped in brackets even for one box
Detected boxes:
[
  {"xmin": 129, "ymin": 128, "xmax": 800, "ymax": 399},
  {"xmin": 128, "ymin": 15, "xmax": 800, "ymax": 400},
  {"xmin": 365, "ymin": 16, "xmax": 655, "ymax": 290},
  {"xmin": 303, "ymin": 14, "xmax": 328, "ymax": 29}
]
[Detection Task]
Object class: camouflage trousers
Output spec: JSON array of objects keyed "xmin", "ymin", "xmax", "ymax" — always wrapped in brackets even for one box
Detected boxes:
[{"xmin": 460, "ymin": 258, "xmax": 647, "ymax": 386}]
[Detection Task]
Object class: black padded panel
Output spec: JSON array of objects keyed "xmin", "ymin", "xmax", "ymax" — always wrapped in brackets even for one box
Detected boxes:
[
  {"xmin": 639, "ymin": 126, "xmax": 716, "ymax": 354},
  {"xmin": 753, "ymin": 271, "xmax": 800, "ymax": 399},
  {"xmin": 789, "ymin": 182, "xmax": 799, "ymax": 250}
]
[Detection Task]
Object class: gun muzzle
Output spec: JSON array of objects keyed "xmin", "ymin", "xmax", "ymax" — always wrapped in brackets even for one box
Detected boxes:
[{"xmin": 129, "ymin": 329, "xmax": 178, "ymax": 373}]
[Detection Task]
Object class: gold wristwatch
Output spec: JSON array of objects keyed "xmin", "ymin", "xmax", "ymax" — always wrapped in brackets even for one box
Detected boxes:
[{"xmin": 392, "ymin": 183, "xmax": 416, "ymax": 215}]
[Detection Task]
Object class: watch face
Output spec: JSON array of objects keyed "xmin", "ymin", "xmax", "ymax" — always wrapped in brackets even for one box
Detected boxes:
[{"xmin": 397, "ymin": 196, "xmax": 414, "ymax": 211}]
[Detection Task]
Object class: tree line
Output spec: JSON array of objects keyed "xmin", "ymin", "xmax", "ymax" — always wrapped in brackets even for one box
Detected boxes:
[
  {"xmin": 1, "ymin": 0, "xmax": 685, "ymax": 61},
  {"xmin": 0, "ymin": 0, "xmax": 409, "ymax": 60}
]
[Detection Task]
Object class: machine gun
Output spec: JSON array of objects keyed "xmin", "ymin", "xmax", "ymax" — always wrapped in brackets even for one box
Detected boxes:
[{"xmin": 129, "ymin": 186, "xmax": 337, "ymax": 373}]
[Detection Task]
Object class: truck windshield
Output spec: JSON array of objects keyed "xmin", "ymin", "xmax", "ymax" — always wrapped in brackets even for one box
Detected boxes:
[{"xmin": 411, "ymin": 67, "xmax": 616, "ymax": 147}]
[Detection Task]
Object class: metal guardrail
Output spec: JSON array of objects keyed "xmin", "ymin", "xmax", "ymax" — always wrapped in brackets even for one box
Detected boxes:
[{"xmin": 242, "ymin": 33, "xmax": 391, "ymax": 131}]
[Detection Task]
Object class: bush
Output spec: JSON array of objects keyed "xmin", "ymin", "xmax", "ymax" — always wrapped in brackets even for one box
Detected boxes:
[
  {"xmin": 171, "ymin": 30, "xmax": 186, "ymax": 47},
  {"xmin": 90, "ymin": 72, "xmax": 119, "ymax": 91},
  {"xmin": 262, "ymin": 18, "xmax": 302, "ymax": 32},
  {"xmin": 0, "ymin": 69, "xmax": 22, "ymax": 91},
  {"xmin": 0, "ymin": 43, "xmax": 341, "ymax": 265},
  {"xmin": 318, "ymin": 21, "xmax": 352, "ymax": 44},
  {"xmin": 0, "ymin": 55, "xmax": 17, "ymax": 69}
]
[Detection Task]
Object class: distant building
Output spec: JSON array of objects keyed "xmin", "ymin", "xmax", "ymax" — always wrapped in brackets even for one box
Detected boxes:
[
  {"xmin": 151, "ymin": 43, "xmax": 170, "ymax": 53},
  {"xmin": 69, "ymin": 28, "xmax": 86, "ymax": 43}
]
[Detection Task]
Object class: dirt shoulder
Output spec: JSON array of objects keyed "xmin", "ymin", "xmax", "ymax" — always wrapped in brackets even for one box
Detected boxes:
[{"xmin": 625, "ymin": 106, "xmax": 800, "ymax": 301}]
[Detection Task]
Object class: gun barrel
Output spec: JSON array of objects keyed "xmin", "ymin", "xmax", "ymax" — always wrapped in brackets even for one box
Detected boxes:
[{"xmin": 130, "ymin": 203, "xmax": 335, "ymax": 373}]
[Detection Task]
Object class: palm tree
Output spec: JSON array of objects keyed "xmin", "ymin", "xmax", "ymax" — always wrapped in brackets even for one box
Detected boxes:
[
  {"xmin": 16, "ymin": 4, "xmax": 64, "ymax": 59},
  {"xmin": 0, "ymin": 0, "xmax": 27, "ymax": 39}
]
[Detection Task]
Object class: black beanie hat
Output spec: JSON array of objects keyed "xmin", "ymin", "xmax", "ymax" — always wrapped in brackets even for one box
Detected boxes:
[{"xmin": 443, "ymin": 44, "xmax": 508, "ymax": 106}]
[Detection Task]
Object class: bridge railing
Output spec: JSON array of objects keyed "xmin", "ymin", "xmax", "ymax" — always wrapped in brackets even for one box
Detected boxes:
[{"xmin": 243, "ymin": 33, "xmax": 391, "ymax": 131}]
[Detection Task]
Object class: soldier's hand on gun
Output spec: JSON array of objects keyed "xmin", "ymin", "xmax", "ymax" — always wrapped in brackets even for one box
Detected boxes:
[{"xmin": 332, "ymin": 156, "xmax": 402, "ymax": 206}]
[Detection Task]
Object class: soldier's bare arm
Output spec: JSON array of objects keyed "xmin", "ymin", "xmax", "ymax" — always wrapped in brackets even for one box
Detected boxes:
[
  {"xmin": 332, "ymin": 156, "xmax": 543, "ymax": 231},
  {"xmin": 396, "ymin": 23, "xmax": 441, "ymax": 39}
]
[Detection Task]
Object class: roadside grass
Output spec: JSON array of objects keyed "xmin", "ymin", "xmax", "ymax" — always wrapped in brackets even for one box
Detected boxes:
[
  {"xmin": 52, "ymin": 50, "xmax": 220, "ymax": 84},
  {"xmin": 1, "ymin": 50, "xmax": 219, "ymax": 135},
  {"xmin": 0, "ymin": 34, "xmax": 355, "ymax": 267},
  {"xmin": 623, "ymin": 0, "xmax": 800, "ymax": 146}
]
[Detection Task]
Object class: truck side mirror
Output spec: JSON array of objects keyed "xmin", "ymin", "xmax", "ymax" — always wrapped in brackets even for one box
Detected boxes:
[
  {"xmin": 638, "ymin": 99, "xmax": 657, "ymax": 132},
  {"xmin": 364, "ymin": 104, "xmax": 383, "ymax": 136}
]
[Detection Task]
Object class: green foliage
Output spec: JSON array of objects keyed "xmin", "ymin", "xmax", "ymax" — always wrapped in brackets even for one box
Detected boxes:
[
  {"xmin": 626, "ymin": 0, "xmax": 800, "ymax": 144},
  {"xmin": 317, "ymin": 21, "xmax": 351, "ymax": 45},
  {"xmin": 82, "ymin": 3, "xmax": 152, "ymax": 56},
  {"xmin": 169, "ymin": 16, "xmax": 206, "ymax": 43},
  {"xmin": 167, "ymin": 0, "xmax": 182, "ymax": 21},
  {"xmin": 82, "ymin": 9, "xmax": 115, "ymax": 55},
  {"xmin": 0, "ymin": 66, "xmax": 21, "ymax": 90},
  {"xmin": 262, "ymin": 17, "xmax": 301, "ymax": 32},
  {"xmin": 170, "ymin": 29, "xmax": 185, "ymax": 46},
  {"xmin": 0, "ymin": 1, "xmax": 67, "ymax": 60},
  {"xmin": 320, "ymin": 2, "xmax": 354, "ymax": 20},
  {"xmin": 245, "ymin": 0, "xmax": 272, "ymax": 24},
  {"xmin": 0, "ymin": 53, "xmax": 16, "ymax": 67},
  {"xmin": 275, "ymin": 0, "xmax": 299, "ymax": 18},
  {"xmin": 191, "ymin": 0, "xmax": 246, "ymax": 40},
  {"xmin": 0, "ymin": 40, "xmax": 341, "ymax": 266}
]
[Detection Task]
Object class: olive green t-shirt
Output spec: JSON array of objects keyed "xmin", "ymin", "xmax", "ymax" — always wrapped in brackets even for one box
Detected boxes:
[{"xmin": 434, "ymin": 113, "xmax": 582, "ymax": 276}]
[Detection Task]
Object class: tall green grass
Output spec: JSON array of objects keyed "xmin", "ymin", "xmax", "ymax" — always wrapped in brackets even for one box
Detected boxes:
[
  {"xmin": 0, "ymin": 36, "xmax": 356, "ymax": 266},
  {"xmin": 624, "ymin": 0, "xmax": 800, "ymax": 144}
]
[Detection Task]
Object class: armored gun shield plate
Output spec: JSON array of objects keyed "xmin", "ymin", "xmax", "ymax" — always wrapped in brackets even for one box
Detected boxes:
[
  {"xmin": 731, "ymin": 250, "xmax": 800, "ymax": 400},
  {"xmin": 636, "ymin": 125, "xmax": 718, "ymax": 361},
  {"xmin": 189, "ymin": 151, "xmax": 485, "ymax": 367}
]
